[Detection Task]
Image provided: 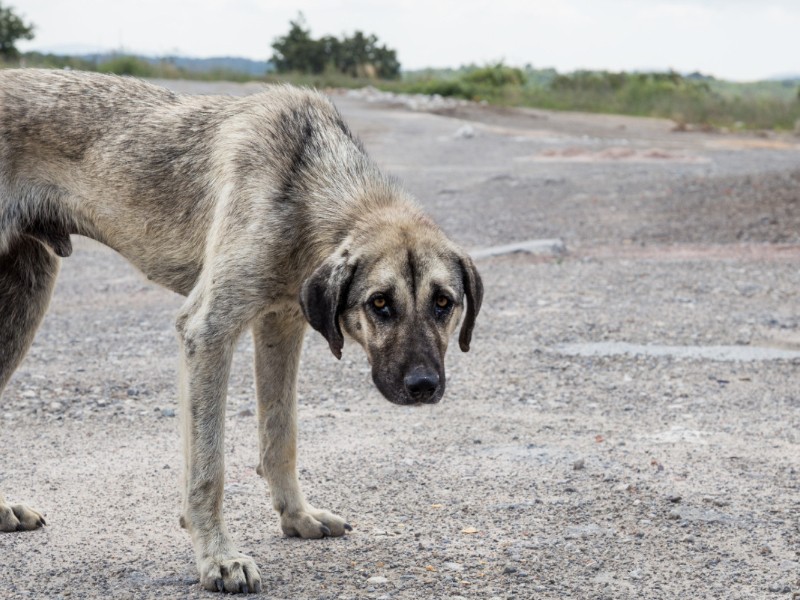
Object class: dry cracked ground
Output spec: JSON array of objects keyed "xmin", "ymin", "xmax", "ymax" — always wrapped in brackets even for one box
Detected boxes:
[{"xmin": 1, "ymin": 80, "xmax": 799, "ymax": 600}]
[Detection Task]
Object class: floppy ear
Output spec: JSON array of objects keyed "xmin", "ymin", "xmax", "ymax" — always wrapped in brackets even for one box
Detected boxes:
[
  {"xmin": 458, "ymin": 254, "xmax": 484, "ymax": 352},
  {"xmin": 300, "ymin": 256, "xmax": 357, "ymax": 360}
]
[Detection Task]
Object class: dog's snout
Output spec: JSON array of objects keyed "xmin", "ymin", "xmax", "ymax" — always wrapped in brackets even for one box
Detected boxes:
[{"xmin": 404, "ymin": 369, "xmax": 440, "ymax": 401}]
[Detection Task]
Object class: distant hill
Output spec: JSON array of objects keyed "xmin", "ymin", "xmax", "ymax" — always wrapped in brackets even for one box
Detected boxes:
[
  {"xmin": 769, "ymin": 73, "xmax": 800, "ymax": 83},
  {"xmin": 71, "ymin": 52, "xmax": 273, "ymax": 76}
]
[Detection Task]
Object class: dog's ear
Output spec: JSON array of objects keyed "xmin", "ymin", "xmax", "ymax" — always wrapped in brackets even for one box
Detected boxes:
[
  {"xmin": 300, "ymin": 256, "xmax": 357, "ymax": 360},
  {"xmin": 458, "ymin": 254, "xmax": 483, "ymax": 352}
]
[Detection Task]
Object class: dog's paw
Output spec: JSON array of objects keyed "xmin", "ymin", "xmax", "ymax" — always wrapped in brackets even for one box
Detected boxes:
[
  {"xmin": 199, "ymin": 552, "xmax": 262, "ymax": 594},
  {"xmin": 280, "ymin": 505, "xmax": 351, "ymax": 538},
  {"xmin": 0, "ymin": 502, "xmax": 46, "ymax": 532}
]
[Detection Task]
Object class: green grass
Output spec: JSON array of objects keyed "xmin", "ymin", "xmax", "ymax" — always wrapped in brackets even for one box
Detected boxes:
[
  {"xmin": 391, "ymin": 67, "xmax": 800, "ymax": 130},
  {"xmin": 8, "ymin": 55, "xmax": 800, "ymax": 130}
]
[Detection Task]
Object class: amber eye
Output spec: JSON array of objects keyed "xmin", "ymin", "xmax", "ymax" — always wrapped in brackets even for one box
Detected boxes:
[
  {"xmin": 373, "ymin": 296, "xmax": 386, "ymax": 309},
  {"xmin": 436, "ymin": 296, "xmax": 450, "ymax": 308}
]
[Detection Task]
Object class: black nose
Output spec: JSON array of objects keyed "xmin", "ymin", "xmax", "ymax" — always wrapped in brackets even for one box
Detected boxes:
[{"xmin": 404, "ymin": 370, "xmax": 440, "ymax": 401}]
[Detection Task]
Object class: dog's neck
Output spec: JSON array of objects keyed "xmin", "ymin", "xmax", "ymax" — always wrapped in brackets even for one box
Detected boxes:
[{"xmin": 303, "ymin": 175, "xmax": 429, "ymax": 263}]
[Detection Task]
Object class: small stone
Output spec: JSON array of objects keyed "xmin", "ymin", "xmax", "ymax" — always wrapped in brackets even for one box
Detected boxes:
[
  {"xmin": 629, "ymin": 569, "xmax": 642, "ymax": 580},
  {"xmin": 666, "ymin": 494, "xmax": 682, "ymax": 503},
  {"xmin": 503, "ymin": 565, "xmax": 517, "ymax": 575},
  {"xmin": 367, "ymin": 576, "xmax": 388, "ymax": 585},
  {"xmin": 572, "ymin": 458, "xmax": 585, "ymax": 470},
  {"xmin": 443, "ymin": 562, "xmax": 463, "ymax": 572},
  {"xmin": 759, "ymin": 545, "xmax": 772, "ymax": 555},
  {"xmin": 767, "ymin": 581, "xmax": 789, "ymax": 593},
  {"xmin": 238, "ymin": 406, "xmax": 255, "ymax": 417},
  {"xmin": 454, "ymin": 124, "xmax": 475, "ymax": 139},
  {"xmin": 161, "ymin": 408, "xmax": 176, "ymax": 418},
  {"xmin": 667, "ymin": 509, "xmax": 681, "ymax": 520},
  {"xmin": 49, "ymin": 401, "xmax": 63, "ymax": 412}
]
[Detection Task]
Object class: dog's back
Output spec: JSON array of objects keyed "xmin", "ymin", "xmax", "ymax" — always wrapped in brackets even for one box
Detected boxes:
[{"xmin": 0, "ymin": 70, "xmax": 376, "ymax": 293}]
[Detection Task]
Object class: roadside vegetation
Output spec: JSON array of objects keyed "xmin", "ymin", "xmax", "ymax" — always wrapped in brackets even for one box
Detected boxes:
[
  {"xmin": 3, "ymin": 7, "xmax": 798, "ymax": 131},
  {"xmin": 401, "ymin": 65, "xmax": 800, "ymax": 131}
]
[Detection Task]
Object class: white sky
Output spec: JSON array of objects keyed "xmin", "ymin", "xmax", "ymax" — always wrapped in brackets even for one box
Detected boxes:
[{"xmin": 13, "ymin": 0, "xmax": 800, "ymax": 81}]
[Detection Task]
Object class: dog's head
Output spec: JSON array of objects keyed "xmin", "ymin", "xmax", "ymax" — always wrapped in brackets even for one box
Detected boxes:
[{"xmin": 300, "ymin": 216, "xmax": 482, "ymax": 405}]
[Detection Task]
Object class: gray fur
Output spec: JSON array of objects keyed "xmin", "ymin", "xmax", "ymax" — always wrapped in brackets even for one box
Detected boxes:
[{"xmin": 0, "ymin": 69, "xmax": 482, "ymax": 593}]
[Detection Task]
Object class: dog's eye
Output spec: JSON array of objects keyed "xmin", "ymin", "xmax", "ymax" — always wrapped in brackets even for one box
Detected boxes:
[
  {"xmin": 370, "ymin": 294, "xmax": 392, "ymax": 317},
  {"xmin": 434, "ymin": 295, "xmax": 452, "ymax": 318}
]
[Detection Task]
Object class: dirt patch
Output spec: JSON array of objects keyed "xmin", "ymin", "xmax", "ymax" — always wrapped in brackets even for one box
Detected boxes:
[{"xmin": 526, "ymin": 146, "xmax": 708, "ymax": 163}]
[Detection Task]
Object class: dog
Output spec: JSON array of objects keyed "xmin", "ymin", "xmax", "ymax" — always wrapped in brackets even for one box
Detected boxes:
[{"xmin": 0, "ymin": 69, "xmax": 482, "ymax": 593}]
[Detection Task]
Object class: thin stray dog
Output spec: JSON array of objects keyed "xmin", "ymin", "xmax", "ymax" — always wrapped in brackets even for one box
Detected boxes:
[{"xmin": 0, "ymin": 69, "xmax": 483, "ymax": 593}]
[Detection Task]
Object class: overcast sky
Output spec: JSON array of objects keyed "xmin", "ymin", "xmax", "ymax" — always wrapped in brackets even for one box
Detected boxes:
[{"xmin": 14, "ymin": 0, "xmax": 800, "ymax": 81}]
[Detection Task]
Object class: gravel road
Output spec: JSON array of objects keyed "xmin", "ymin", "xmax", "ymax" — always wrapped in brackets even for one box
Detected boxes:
[{"xmin": 1, "ymin": 81, "xmax": 798, "ymax": 599}]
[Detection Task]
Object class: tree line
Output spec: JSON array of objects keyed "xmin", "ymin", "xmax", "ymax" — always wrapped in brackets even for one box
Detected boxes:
[{"xmin": 270, "ymin": 15, "xmax": 400, "ymax": 79}]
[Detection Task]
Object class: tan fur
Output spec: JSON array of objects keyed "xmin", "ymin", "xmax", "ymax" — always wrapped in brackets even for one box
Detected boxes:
[{"xmin": 0, "ymin": 69, "xmax": 482, "ymax": 594}]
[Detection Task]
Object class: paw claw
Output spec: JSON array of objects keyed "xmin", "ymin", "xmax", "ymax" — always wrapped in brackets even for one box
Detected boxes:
[
  {"xmin": 1, "ymin": 503, "xmax": 46, "ymax": 532},
  {"xmin": 280, "ymin": 505, "xmax": 349, "ymax": 539},
  {"xmin": 200, "ymin": 553, "xmax": 261, "ymax": 594}
]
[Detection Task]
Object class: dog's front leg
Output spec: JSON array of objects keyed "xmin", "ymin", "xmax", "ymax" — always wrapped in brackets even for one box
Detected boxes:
[
  {"xmin": 252, "ymin": 314, "xmax": 351, "ymax": 538},
  {"xmin": 177, "ymin": 301, "xmax": 261, "ymax": 594}
]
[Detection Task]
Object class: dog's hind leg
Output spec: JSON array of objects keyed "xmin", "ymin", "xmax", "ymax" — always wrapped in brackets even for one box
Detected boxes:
[
  {"xmin": 252, "ymin": 313, "xmax": 350, "ymax": 538},
  {"xmin": 0, "ymin": 235, "xmax": 59, "ymax": 532}
]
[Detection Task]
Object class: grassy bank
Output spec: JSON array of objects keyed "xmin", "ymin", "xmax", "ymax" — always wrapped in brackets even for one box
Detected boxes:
[
  {"xmin": 397, "ymin": 66, "xmax": 800, "ymax": 131},
  {"xmin": 9, "ymin": 55, "xmax": 800, "ymax": 130}
]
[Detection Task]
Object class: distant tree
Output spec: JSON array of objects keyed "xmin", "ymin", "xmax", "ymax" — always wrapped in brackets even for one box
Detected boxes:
[
  {"xmin": 270, "ymin": 14, "xmax": 400, "ymax": 79},
  {"xmin": 336, "ymin": 31, "xmax": 400, "ymax": 79},
  {"xmin": 0, "ymin": 2, "xmax": 34, "ymax": 60},
  {"xmin": 271, "ymin": 14, "xmax": 326, "ymax": 74}
]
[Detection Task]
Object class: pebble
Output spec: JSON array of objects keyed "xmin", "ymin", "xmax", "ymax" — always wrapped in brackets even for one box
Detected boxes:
[
  {"xmin": 572, "ymin": 458, "xmax": 585, "ymax": 470},
  {"xmin": 454, "ymin": 125, "xmax": 475, "ymax": 139},
  {"xmin": 367, "ymin": 576, "xmax": 388, "ymax": 585},
  {"xmin": 160, "ymin": 408, "xmax": 176, "ymax": 418},
  {"xmin": 767, "ymin": 581, "xmax": 790, "ymax": 593}
]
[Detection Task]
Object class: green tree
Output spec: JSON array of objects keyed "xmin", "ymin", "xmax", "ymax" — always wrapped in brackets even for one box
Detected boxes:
[
  {"xmin": 270, "ymin": 15, "xmax": 400, "ymax": 79},
  {"xmin": 336, "ymin": 31, "xmax": 400, "ymax": 79},
  {"xmin": 271, "ymin": 14, "xmax": 326, "ymax": 74},
  {"xmin": 0, "ymin": 2, "xmax": 34, "ymax": 60}
]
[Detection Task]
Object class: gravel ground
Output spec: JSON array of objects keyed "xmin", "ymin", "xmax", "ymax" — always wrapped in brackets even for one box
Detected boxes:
[{"xmin": 1, "ymin": 81, "xmax": 799, "ymax": 599}]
